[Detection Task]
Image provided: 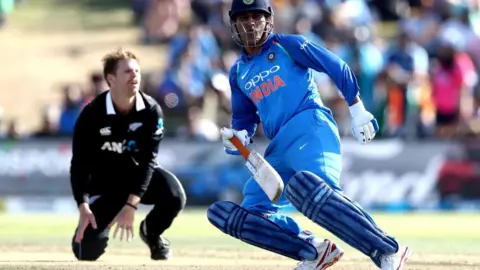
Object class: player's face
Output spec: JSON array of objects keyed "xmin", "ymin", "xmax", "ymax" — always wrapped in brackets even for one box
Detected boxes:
[
  {"xmin": 234, "ymin": 12, "xmax": 269, "ymax": 47},
  {"xmin": 112, "ymin": 59, "xmax": 141, "ymax": 95}
]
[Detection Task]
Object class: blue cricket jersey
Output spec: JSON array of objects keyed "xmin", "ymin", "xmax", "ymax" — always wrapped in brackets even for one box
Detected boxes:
[{"xmin": 229, "ymin": 33, "xmax": 360, "ymax": 140}]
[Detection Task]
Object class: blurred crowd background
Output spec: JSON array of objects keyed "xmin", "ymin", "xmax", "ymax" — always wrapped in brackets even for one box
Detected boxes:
[{"xmin": 2, "ymin": 0, "xmax": 480, "ymax": 142}]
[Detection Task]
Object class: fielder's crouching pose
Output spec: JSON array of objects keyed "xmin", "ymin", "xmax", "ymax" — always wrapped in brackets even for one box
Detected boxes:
[
  {"xmin": 69, "ymin": 49, "xmax": 186, "ymax": 261},
  {"xmin": 207, "ymin": 0, "xmax": 411, "ymax": 269}
]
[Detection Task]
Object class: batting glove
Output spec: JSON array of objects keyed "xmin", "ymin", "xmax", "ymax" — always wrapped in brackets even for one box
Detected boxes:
[
  {"xmin": 220, "ymin": 127, "xmax": 251, "ymax": 155},
  {"xmin": 349, "ymin": 100, "xmax": 379, "ymax": 144}
]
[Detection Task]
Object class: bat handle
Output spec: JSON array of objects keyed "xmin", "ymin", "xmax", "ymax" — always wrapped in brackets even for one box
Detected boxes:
[{"xmin": 229, "ymin": 136, "xmax": 250, "ymax": 160}]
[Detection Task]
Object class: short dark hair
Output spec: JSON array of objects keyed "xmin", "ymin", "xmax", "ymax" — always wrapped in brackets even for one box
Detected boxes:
[{"xmin": 102, "ymin": 48, "xmax": 138, "ymax": 86}]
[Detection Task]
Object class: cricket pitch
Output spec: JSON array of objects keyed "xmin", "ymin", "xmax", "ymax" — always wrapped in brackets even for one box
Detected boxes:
[{"xmin": 0, "ymin": 210, "xmax": 479, "ymax": 269}]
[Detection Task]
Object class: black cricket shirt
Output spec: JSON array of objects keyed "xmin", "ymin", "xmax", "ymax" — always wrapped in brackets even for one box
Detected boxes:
[{"xmin": 70, "ymin": 90, "xmax": 164, "ymax": 206}]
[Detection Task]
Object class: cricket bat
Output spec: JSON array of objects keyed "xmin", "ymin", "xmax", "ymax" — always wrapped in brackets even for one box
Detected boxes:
[{"xmin": 224, "ymin": 130, "xmax": 284, "ymax": 202}]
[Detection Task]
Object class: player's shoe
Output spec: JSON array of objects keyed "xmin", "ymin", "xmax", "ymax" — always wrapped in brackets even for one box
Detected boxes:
[
  {"xmin": 139, "ymin": 220, "xmax": 172, "ymax": 260},
  {"xmin": 295, "ymin": 231, "xmax": 344, "ymax": 270},
  {"xmin": 380, "ymin": 245, "xmax": 411, "ymax": 270}
]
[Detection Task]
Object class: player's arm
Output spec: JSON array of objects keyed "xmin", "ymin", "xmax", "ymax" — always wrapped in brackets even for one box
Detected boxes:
[
  {"xmin": 70, "ymin": 104, "xmax": 93, "ymax": 207},
  {"xmin": 221, "ymin": 64, "xmax": 260, "ymax": 155},
  {"xmin": 275, "ymin": 34, "xmax": 361, "ymax": 106},
  {"xmin": 128, "ymin": 103, "xmax": 164, "ymax": 205},
  {"xmin": 230, "ymin": 64, "xmax": 260, "ymax": 137},
  {"xmin": 276, "ymin": 34, "xmax": 378, "ymax": 144}
]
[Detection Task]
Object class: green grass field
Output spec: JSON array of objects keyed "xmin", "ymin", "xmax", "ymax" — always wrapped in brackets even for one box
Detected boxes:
[{"xmin": 0, "ymin": 209, "xmax": 479, "ymax": 269}]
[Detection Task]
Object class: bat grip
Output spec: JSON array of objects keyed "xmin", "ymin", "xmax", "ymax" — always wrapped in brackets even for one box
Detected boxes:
[{"xmin": 229, "ymin": 136, "xmax": 250, "ymax": 159}]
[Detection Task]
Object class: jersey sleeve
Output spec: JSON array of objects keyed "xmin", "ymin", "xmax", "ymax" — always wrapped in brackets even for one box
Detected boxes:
[
  {"xmin": 229, "ymin": 63, "xmax": 260, "ymax": 137},
  {"xmin": 70, "ymin": 104, "xmax": 93, "ymax": 206},
  {"xmin": 130, "ymin": 103, "xmax": 164, "ymax": 198},
  {"xmin": 276, "ymin": 33, "xmax": 360, "ymax": 106}
]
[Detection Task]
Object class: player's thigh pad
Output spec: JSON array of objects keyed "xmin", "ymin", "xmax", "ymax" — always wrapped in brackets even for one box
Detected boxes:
[
  {"xmin": 285, "ymin": 171, "xmax": 398, "ymax": 260},
  {"xmin": 207, "ymin": 201, "xmax": 317, "ymax": 261}
]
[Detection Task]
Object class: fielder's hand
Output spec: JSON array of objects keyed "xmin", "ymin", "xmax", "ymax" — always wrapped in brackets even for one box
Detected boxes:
[
  {"xmin": 221, "ymin": 128, "xmax": 251, "ymax": 155},
  {"xmin": 74, "ymin": 203, "xmax": 97, "ymax": 243},
  {"xmin": 349, "ymin": 100, "xmax": 379, "ymax": 144},
  {"xmin": 111, "ymin": 204, "xmax": 136, "ymax": 242}
]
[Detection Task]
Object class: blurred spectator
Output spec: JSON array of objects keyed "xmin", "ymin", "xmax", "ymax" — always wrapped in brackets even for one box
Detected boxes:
[
  {"xmin": 33, "ymin": 105, "xmax": 61, "ymax": 138},
  {"xmin": 378, "ymin": 28, "xmax": 430, "ymax": 138},
  {"xmin": 58, "ymin": 84, "xmax": 84, "ymax": 136},
  {"xmin": 83, "ymin": 72, "xmax": 107, "ymax": 106},
  {"xmin": 430, "ymin": 33, "xmax": 476, "ymax": 138},
  {"xmin": 191, "ymin": 0, "xmax": 235, "ymax": 51},
  {"xmin": 400, "ymin": 1, "xmax": 442, "ymax": 49},
  {"xmin": 273, "ymin": 0, "xmax": 323, "ymax": 33},
  {"xmin": 131, "ymin": 0, "xmax": 149, "ymax": 25},
  {"xmin": 5, "ymin": 118, "xmax": 21, "ymax": 140},
  {"xmin": 350, "ymin": 29, "xmax": 385, "ymax": 114},
  {"xmin": 177, "ymin": 106, "xmax": 221, "ymax": 141},
  {"xmin": 154, "ymin": 22, "xmax": 227, "ymax": 138},
  {"xmin": 141, "ymin": 0, "xmax": 191, "ymax": 44}
]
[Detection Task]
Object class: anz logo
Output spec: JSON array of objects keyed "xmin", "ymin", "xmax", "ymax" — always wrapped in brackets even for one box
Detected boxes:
[
  {"xmin": 101, "ymin": 140, "xmax": 138, "ymax": 154},
  {"xmin": 101, "ymin": 141, "xmax": 123, "ymax": 153}
]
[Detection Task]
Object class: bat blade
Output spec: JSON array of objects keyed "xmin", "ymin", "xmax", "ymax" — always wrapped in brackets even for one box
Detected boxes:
[
  {"xmin": 228, "ymin": 135, "xmax": 283, "ymax": 202},
  {"xmin": 244, "ymin": 150, "xmax": 284, "ymax": 202}
]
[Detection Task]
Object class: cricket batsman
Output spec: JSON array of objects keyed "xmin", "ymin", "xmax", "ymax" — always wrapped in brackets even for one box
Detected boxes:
[{"xmin": 207, "ymin": 0, "xmax": 411, "ymax": 269}]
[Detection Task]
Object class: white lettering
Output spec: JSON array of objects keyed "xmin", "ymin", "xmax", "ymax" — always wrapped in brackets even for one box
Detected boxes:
[
  {"xmin": 244, "ymin": 65, "xmax": 280, "ymax": 90},
  {"xmin": 101, "ymin": 141, "xmax": 123, "ymax": 153},
  {"xmin": 111, "ymin": 142, "xmax": 123, "ymax": 153}
]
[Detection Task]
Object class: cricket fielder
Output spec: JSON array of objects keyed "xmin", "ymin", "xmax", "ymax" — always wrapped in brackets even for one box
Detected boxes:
[
  {"xmin": 70, "ymin": 49, "xmax": 186, "ymax": 261},
  {"xmin": 206, "ymin": 0, "xmax": 411, "ymax": 269}
]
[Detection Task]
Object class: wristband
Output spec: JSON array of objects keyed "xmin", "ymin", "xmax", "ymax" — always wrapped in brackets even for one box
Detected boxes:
[{"xmin": 125, "ymin": 202, "xmax": 138, "ymax": 210}]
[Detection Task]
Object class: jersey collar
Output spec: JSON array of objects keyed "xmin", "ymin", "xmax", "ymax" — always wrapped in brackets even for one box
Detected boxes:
[
  {"xmin": 106, "ymin": 90, "xmax": 146, "ymax": 115},
  {"xmin": 241, "ymin": 33, "xmax": 276, "ymax": 61}
]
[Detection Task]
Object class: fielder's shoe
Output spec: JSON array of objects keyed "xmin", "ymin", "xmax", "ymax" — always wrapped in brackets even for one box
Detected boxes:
[
  {"xmin": 295, "ymin": 231, "xmax": 344, "ymax": 270},
  {"xmin": 139, "ymin": 220, "xmax": 172, "ymax": 260},
  {"xmin": 380, "ymin": 245, "xmax": 412, "ymax": 270}
]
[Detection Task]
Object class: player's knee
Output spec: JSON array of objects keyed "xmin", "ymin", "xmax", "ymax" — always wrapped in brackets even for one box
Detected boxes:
[
  {"xmin": 207, "ymin": 201, "xmax": 277, "ymax": 235},
  {"xmin": 207, "ymin": 201, "xmax": 241, "ymax": 233},
  {"xmin": 175, "ymin": 186, "xmax": 187, "ymax": 212},
  {"xmin": 285, "ymin": 171, "xmax": 333, "ymax": 215},
  {"xmin": 71, "ymin": 238, "xmax": 107, "ymax": 261},
  {"xmin": 158, "ymin": 168, "xmax": 187, "ymax": 211},
  {"xmin": 170, "ymin": 179, "xmax": 187, "ymax": 211},
  {"xmin": 168, "ymin": 195, "xmax": 185, "ymax": 218},
  {"xmin": 206, "ymin": 201, "xmax": 228, "ymax": 229}
]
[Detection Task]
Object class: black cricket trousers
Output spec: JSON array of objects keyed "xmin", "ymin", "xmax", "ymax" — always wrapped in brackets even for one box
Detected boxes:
[{"xmin": 71, "ymin": 167, "xmax": 186, "ymax": 261}]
